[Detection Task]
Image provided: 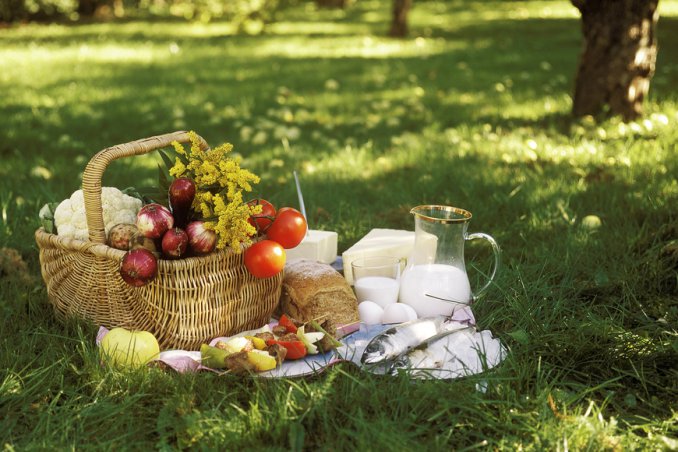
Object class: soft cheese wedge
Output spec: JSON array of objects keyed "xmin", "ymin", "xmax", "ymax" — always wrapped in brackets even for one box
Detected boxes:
[
  {"xmin": 285, "ymin": 230, "xmax": 338, "ymax": 264},
  {"xmin": 342, "ymin": 228, "xmax": 415, "ymax": 285}
]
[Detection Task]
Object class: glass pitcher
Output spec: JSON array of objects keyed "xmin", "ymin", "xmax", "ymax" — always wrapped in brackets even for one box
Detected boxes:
[{"xmin": 399, "ymin": 205, "xmax": 501, "ymax": 317}]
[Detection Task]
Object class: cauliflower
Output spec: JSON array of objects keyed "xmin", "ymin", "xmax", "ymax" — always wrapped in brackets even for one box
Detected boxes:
[{"xmin": 54, "ymin": 187, "xmax": 142, "ymax": 241}]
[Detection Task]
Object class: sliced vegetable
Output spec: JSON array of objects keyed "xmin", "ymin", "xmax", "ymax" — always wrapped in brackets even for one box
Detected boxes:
[
  {"xmin": 246, "ymin": 350, "xmax": 277, "ymax": 372},
  {"xmin": 296, "ymin": 325, "xmax": 325, "ymax": 354},
  {"xmin": 245, "ymin": 335, "xmax": 267, "ymax": 350},
  {"xmin": 305, "ymin": 332, "xmax": 325, "ymax": 344},
  {"xmin": 278, "ymin": 314, "xmax": 298, "ymax": 334},
  {"xmin": 200, "ymin": 344, "xmax": 229, "ymax": 369},
  {"xmin": 266, "ymin": 339, "xmax": 307, "ymax": 360},
  {"xmin": 215, "ymin": 337, "xmax": 253, "ymax": 354},
  {"xmin": 225, "ymin": 351, "xmax": 256, "ymax": 375}
]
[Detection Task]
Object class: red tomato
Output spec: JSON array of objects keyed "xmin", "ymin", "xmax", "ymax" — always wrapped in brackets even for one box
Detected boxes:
[
  {"xmin": 247, "ymin": 199, "xmax": 276, "ymax": 234},
  {"xmin": 244, "ymin": 240, "xmax": 286, "ymax": 278},
  {"xmin": 266, "ymin": 207, "xmax": 307, "ymax": 249}
]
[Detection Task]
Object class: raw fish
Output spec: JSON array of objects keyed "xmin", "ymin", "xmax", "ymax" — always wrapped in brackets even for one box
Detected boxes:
[{"xmin": 360, "ymin": 316, "xmax": 471, "ymax": 365}]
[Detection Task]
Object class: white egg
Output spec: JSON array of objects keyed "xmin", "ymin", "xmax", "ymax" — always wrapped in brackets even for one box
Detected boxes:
[
  {"xmin": 381, "ymin": 303, "xmax": 418, "ymax": 324},
  {"xmin": 358, "ymin": 301, "xmax": 384, "ymax": 325}
]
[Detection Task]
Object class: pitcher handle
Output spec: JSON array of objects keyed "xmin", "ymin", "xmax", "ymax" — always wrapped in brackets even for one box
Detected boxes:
[{"xmin": 465, "ymin": 232, "xmax": 501, "ymax": 301}]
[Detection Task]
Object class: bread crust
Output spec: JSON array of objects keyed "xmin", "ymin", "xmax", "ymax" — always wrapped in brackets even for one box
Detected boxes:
[{"xmin": 280, "ymin": 260, "xmax": 359, "ymax": 333}]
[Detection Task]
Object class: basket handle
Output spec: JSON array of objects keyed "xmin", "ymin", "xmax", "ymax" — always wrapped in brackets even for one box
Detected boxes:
[{"xmin": 82, "ymin": 131, "xmax": 209, "ymax": 244}]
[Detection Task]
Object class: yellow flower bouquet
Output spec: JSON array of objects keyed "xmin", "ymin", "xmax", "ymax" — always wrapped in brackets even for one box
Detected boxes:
[{"xmin": 168, "ymin": 131, "xmax": 263, "ymax": 251}]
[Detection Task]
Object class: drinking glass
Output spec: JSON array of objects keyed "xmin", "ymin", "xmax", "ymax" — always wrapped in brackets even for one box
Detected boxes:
[{"xmin": 351, "ymin": 256, "xmax": 403, "ymax": 308}]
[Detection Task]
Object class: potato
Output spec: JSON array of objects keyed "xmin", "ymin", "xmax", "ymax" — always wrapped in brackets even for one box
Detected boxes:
[
  {"xmin": 129, "ymin": 231, "xmax": 160, "ymax": 257},
  {"xmin": 107, "ymin": 223, "xmax": 138, "ymax": 250}
]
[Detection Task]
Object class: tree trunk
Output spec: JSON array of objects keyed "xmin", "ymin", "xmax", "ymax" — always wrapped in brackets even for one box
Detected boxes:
[
  {"xmin": 389, "ymin": 0, "xmax": 412, "ymax": 37},
  {"xmin": 571, "ymin": 0, "xmax": 659, "ymax": 121},
  {"xmin": 78, "ymin": 0, "xmax": 99, "ymax": 17}
]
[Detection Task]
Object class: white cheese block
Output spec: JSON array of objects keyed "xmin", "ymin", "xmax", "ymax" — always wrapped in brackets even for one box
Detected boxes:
[
  {"xmin": 285, "ymin": 230, "xmax": 338, "ymax": 264},
  {"xmin": 342, "ymin": 228, "xmax": 415, "ymax": 285}
]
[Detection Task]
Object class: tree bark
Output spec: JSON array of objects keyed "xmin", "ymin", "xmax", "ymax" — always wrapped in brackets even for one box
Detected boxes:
[
  {"xmin": 571, "ymin": 0, "xmax": 659, "ymax": 121},
  {"xmin": 77, "ymin": 0, "xmax": 99, "ymax": 17},
  {"xmin": 389, "ymin": 0, "xmax": 412, "ymax": 37}
]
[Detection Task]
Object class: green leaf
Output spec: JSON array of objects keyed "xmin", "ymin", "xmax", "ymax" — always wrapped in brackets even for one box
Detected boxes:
[
  {"xmin": 38, "ymin": 202, "xmax": 59, "ymax": 233},
  {"xmin": 158, "ymin": 149, "xmax": 175, "ymax": 173},
  {"xmin": 121, "ymin": 186, "xmax": 146, "ymax": 203},
  {"xmin": 157, "ymin": 164, "xmax": 170, "ymax": 190},
  {"xmin": 177, "ymin": 149, "xmax": 189, "ymax": 166},
  {"xmin": 41, "ymin": 218, "xmax": 55, "ymax": 234},
  {"xmin": 136, "ymin": 187, "xmax": 162, "ymax": 196},
  {"xmin": 150, "ymin": 165, "xmax": 170, "ymax": 206},
  {"xmin": 288, "ymin": 422, "xmax": 305, "ymax": 452},
  {"xmin": 134, "ymin": 187, "xmax": 166, "ymax": 205},
  {"xmin": 508, "ymin": 329, "xmax": 529, "ymax": 345}
]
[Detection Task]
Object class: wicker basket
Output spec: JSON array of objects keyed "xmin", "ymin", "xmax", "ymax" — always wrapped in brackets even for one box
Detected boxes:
[{"xmin": 35, "ymin": 131, "xmax": 282, "ymax": 350}]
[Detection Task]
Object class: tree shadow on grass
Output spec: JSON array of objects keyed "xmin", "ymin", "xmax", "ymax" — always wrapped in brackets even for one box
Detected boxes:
[
  {"xmin": 3, "ymin": 15, "xmax": 589, "ymax": 144},
  {"xmin": 3, "ymin": 11, "xmax": 677, "ymax": 244}
]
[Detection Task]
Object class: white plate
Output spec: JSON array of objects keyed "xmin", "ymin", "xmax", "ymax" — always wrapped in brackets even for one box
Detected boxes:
[
  {"xmin": 153, "ymin": 324, "xmax": 340, "ymax": 378},
  {"xmin": 258, "ymin": 350, "xmax": 339, "ymax": 378},
  {"xmin": 154, "ymin": 346, "xmax": 340, "ymax": 378},
  {"xmin": 337, "ymin": 323, "xmax": 506, "ymax": 380}
]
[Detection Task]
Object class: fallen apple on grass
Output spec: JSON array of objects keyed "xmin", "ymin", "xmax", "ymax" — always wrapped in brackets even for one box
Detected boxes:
[{"xmin": 100, "ymin": 327, "xmax": 160, "ymax": 369}]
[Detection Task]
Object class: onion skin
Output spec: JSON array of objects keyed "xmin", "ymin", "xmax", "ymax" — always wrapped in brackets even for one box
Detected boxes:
[
  {"xmin": 169, "ymin": 178, "xmax": 196, "ymax": 228},
  {"xmin": 120, "ymin": 248, "xmax": 158, "ymax": 286},
  {"xmin": 161, "ymin": 227, "xmax": 189, "ymax": 259},
  {"xmin": 136, "ymin": 203, "xmax": 174, "ymax": 239},
  {"xmin": 186, "ymin": 221, "xmax": 217, "ymax": 255}
]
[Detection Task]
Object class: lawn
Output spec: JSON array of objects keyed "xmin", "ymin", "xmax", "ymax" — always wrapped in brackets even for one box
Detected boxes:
[{"xmin": 1, "ymin": 0, "xmax": 677, "ymax": 449}]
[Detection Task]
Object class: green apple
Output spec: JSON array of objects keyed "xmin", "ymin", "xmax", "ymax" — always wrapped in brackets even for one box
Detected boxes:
[{"xmin": 100, "ymin": 327, "xmax": 160, "ymax": 369}]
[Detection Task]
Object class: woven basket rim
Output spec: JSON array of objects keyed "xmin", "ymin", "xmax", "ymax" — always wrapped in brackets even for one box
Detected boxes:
[{"xmin": 35, "ymin": 227, "xmax": 251, "ymax": 267}]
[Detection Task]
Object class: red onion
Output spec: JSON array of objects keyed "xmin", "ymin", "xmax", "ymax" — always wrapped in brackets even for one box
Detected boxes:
[
  {"xmin": 136, "ymin": 203, "xmax": 174, "ymax": 239},
  {"xmin": 161, "ymin": 227, "xmax": 189, "ymax": 259},
  {"xmin": 168, "ymin": 177, "xmax": 196, "ymax": 228},
  {"xmin": 119, "ymin": 248, "xmax": 158, "ymax": 286},
  {"xmin": 186, "ymin": 220, "xmax": 217, "ymax": 255}
]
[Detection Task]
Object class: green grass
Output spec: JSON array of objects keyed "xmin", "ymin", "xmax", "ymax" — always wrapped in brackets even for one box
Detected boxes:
[{"xmin": 2, "ymin": 0, "xmax": 678, "ymax": 449}]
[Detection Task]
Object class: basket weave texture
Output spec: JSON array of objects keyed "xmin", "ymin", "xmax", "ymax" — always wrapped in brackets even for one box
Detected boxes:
[{"xmin": 34, "ymin": 131, "xmax": 282, "ymax": 350}]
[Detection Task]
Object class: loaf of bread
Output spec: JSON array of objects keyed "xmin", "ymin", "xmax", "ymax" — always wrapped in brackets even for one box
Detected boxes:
[{"xmin": 279, "ymin": 259, "xmax": 359, "ymax": 335}]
